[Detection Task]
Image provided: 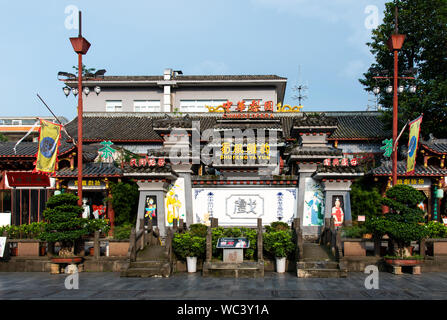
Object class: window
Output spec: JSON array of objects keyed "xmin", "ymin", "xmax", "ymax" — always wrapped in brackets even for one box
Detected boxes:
[
  {"xmin": 106, "ymin": 100, "xmax": 122, "ymax": 112},
  {"xmin": 179, "ymin": 99, "xmax": 227, "ymax": 112},
  {"xmin": 134, "ymin": 100, "xmax": 161, "ymax": 112},
  {"xmin": 11, "ymin": 120, "xmax": 22, "ymax": 125}
]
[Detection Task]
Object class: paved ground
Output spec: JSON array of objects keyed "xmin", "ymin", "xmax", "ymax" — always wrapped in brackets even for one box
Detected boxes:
[{"xmin": 0, "ymin": 272, "xmax": 446, "ymax": 300}]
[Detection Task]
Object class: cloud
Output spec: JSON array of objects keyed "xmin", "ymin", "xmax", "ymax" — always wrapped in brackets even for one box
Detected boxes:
[{"xmin": 188, "ymin": 60, "xmax": 229, "ymax": 75}]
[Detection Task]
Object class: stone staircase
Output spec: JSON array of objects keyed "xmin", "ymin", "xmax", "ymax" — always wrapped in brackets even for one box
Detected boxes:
[
  {"xmin": 121, "ymin": 245, "xmax": 172, "ymax": 278},
  {"xmin": 296, "ymin": 242, "xmax": 347, "ymax": 278},
  {"xmin": 202, "ymin": 261, "xmax": 264, "ymax": 278}
]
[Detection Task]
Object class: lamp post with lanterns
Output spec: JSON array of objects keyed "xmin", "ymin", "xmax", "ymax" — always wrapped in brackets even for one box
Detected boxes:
[
  {"xmin": 371, "ymin": 3, "xmax": 417, "ymax": 187},
  {"xmin": 69, "ymin": 11, "xmax": 91, "ymax": 207}
]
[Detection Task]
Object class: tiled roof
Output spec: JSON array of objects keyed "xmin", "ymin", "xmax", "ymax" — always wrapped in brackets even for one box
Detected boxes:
[
  {"xmin": 213, "ymin": 122, "xmax": 282, "ymax": 130},
  {"xmin": 0, "ymin": 141, "xmax": 74, "ymax": 157},
  {"xmin": 316, "ymin": 165, "xmax": 365, "ymax": 174},
  {"xmin": 293, "ymin": 114, "xmax": 338, "ymax": 127},
  {"xmin": 70, "ymin": 75, "xmax": 287, "ymax": 82},
  {"xmin": 289, "ymin": 147, "xmax": 343, "ymax": 157},
  {"xmin": 371, "ymin": 161, "xmax": 447, "ymax": 176},
  {"xmin": 421, "ymin": 138, "xmax": 447, "ymax": 154},
  {"xmin": 329, "ymin": 115, "xmax": 390, "ymax": 140},
  {"xmin": 122, "ymin": 163, "xmax": 175, "ymax": 175},
  {"xmin": 56, "ymin": 162, "xmax": 122, "ymax": 177},
  {"xmin": 65, "ymin": 116, "xmax": 162, "ymax": 141}
]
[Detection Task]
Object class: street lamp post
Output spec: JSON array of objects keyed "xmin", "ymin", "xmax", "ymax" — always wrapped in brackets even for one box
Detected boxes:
[
  {"xmin": 69, "ymin": 11, "xmax": 91, "ymax": 206},
  {"xmin": 372, "ymin": 4, "xmax": 415, "ymax": 186}
]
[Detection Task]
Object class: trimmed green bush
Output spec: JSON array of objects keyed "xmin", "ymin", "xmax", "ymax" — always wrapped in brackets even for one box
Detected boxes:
[
  {"xmin": 263, "ymin": 230, "xmax": 295, "ymax": 258},
  {"xmin": 341, "ymin": 225, "xmax": 368, "ymax": 238},
  {"xmin": 368, "ymin": 185, "xmax": 427, "ymax": 258},
  {"xmin": 172, "ymin": 232, "xmax": 206, "ymax": 260},
  {"xmin": 189, "ymin": 223, "xmax": 208, "ymax": 237},
  {"xmin": 426, "ymin": 221, "xmax": 447, "ymax": 238},
  {"xmin": 265, "ymin": 221, "xmax": 290, "ymax": 233},
  {"xmin": 113, "ymin": 223, "xmax": 132, "ymax": 240}
]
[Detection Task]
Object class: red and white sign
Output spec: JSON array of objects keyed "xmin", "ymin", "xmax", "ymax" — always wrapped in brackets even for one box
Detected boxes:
[{"xmin": 323, "ymin": 158, "xmax": 358, "ymax": 167}]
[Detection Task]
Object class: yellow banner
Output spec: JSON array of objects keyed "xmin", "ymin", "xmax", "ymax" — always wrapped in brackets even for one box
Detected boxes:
[
  {"xmin": 35, "ymin": 119, "xmax": 61, "ymax": 173},
  {"xmin": 407, "ymin": 116, "xmax": 423, "ymax": 174}
]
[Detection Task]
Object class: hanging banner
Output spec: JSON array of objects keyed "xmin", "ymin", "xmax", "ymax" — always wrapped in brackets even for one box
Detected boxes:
[
  {"xmin": 35, "ymin": 119, "xmax": 62, "ymax": 174},
  {"xmin": 407, "ymin": 115, "xmax": 423, "ymax": 175}
]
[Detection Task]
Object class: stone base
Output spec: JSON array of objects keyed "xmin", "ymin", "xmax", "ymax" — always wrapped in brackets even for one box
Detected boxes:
[
  {"xmin": 223, "ymin": 249, "xmax": 243, "ymax": 263},
  {"xmin": 202, "ymin": 261, "xmax": 264, "ymax": 278}
]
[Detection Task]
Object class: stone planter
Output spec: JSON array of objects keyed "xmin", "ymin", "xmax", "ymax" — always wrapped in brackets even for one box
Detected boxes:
[
  {"xmin": 186, "ymin": 257, "xmax": 197, "ymax": 273},
  {"xmin": 275, "ymin": 257, "xmax": 286, "ymax": 273},
  {"xmin": 433, "ymin": 240, "xmax": 447, "ymax": 256},
  {"xmin": 17, "ymin": 240, "xmax": 40, "ymax": 257},
  {"xmin": 343, "ymin": 239, "xmax": 366, "ymax": 256},
  {"xmin": 108, "ymin": 240, "xmax": 130, "ymax": 257}
]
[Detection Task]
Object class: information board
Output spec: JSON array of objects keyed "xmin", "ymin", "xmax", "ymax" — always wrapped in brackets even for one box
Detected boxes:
[{"xmin": 216, "ymin": 237, "xmax": 250, "ymax": 249}]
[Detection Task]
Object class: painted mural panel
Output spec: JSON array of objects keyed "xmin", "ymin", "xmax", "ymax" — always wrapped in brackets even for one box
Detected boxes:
[
  {"xmin": 193, "ymin": 188, "xmax": 297, "ymax": 226},
  {"xmin": 144, "ymin": 195, "xmax": 158, "ymax": 227},
  {"xmin": 331, "ymin": 196, "xmax": 344, "ymax": 227},
  {"xmin": 165, "ymin": 177, "xmax": 186, "ymax": 226},
  {"xmin": 303, "ymin": 178, "xmax": 325, "ymax": 226}
]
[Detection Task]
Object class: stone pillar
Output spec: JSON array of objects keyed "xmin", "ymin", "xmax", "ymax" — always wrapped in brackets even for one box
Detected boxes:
[
  {"xmin": 136, "ymin": 181, "xmax": 170, "ymax": 237},
  {"xmin": 179, "ymin": 172, "xmax": 194, "ymax": 228},
  {"xmin": 296, "ymin": 163, "xmax": 318, "ymax": 237},
  {"xmin": 206, "ymin": 226, "xmax": 212, "ymax": 262},
  {"xmin": 257, "ymin": 218, "xmax": 263, "ymax": 261}
]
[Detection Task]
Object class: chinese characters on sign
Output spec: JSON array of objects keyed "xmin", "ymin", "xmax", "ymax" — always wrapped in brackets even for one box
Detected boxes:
[
  {"xmin": 396, "ymin": 178, "xmax": 427, "ymax": 186},
  {"xmin": 74, "ymin": 180, "xmax": 103, "ymax": 187},
  {"xmin": 206, "ymin": 100, "xmax": 303, "ymax": 113},
  {"xmin": 380, "ymin": 138, "xmax": 393, "ymax": 157},
  {"xmin": 323, "ymin": 158, "xmax": 358, "ymax": 166},
  {"xmin": 220, "ymin": 143, "xmax": 270, "ymax": 160},
  {"xmin": 233, "ymin": 197, "xmax": 257, "ymax": 215},
  {"xmin": 129, "ymin": 157, "xmax": 166, "ymax": 167},
  {"xmin": 99, "ymin": 140, "xmax": 116, "ymax": 162}
]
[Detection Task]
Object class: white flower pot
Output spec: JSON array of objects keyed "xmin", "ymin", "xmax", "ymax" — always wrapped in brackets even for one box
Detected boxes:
[
  {"xmin": 276, "ymin": 257, "xmax": 286, "ymax": 273},
  {"xmin": 186, "ymin": 256, "xmax": 197, "ymax": 273}
]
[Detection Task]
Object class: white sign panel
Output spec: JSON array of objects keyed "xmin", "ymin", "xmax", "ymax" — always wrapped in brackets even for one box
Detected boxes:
[
  {"xmin": 303, "ymin": 178, "xmax": 325, "ymax": 227},
  {"xmin": 0, "ymin": 237, "xmax": 6, "ymax": 258},
  {"xmin": 165, "ymin": 177, "xmax": 186, "ymax": 226},
  {"xmin": 0, "ymin": 213, "xmax": 11, "ymax": 227},
  {"xmin": 193, "ymin": 188, "xmax": 297, "ymax": 226}
]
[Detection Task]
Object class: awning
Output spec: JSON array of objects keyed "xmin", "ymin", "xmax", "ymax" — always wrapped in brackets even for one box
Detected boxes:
[{"xmin": 6, "ymin": 172, "xmax": 51, "ymax": 187}]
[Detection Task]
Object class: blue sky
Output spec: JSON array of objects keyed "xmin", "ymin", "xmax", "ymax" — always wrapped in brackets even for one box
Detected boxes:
[{"xmin": 0, "ymin": 0, "xmax": 387, "ymax": 120}]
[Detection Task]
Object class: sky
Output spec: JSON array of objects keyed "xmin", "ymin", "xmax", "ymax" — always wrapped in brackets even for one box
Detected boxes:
[{"xmin": 0, "ymin": 0, "xmax": 388, "ymax": 120}]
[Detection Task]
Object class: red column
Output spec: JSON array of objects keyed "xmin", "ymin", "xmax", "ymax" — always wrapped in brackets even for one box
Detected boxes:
[
  {"xmin": 392, "ymin": 49, "xmax": 399, "ymax": 186},
  {"xmin": 77, "ymin": 52, "xmax": 83, "ymax": 207}
]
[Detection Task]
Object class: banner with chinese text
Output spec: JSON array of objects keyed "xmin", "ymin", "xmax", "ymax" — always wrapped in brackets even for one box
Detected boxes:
[{"xmin": 407, "ymin": 115, "xmax": 423, "ymax": 175}]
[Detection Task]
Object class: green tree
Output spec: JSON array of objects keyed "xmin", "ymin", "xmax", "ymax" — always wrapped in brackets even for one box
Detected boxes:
[
  {"xmin": 39, "ymin": 194, "xmax": 89, "ymax": 257},
  {"xmin": 0, "ymin": 133, "xmax": 7, "ymax": 142},
  {"xmin": 369, "ymin": 185, "xmax": 427, "ymax": 257},
  {"xmin": 72, "ymin": 64, "xmax": 96, "ymax": 77},
  {"xmin": 110, "ymin": 181, "xmax": 139, "ymax": 226},
  {"xmin": 360, "ymin": 0, "xmax": 447, "ymax": 141},
  {"xmin": 350, "ymin": 177, "xmax": 383, "ymax": 223}
]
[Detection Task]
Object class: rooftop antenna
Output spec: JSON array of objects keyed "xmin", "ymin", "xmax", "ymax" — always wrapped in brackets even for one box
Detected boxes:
[{"xmin": 292, "ymin": 65, "xmax": 308, "ymax": 106}]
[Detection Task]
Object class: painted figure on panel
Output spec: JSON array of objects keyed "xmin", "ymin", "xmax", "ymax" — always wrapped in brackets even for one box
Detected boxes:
[
  {"xmin": 166, "ymin": 190, "xmax": 182, "ymax": 224},
  {"xmin": 331, "ymin": 197, "xmax": 344, "ymax": 227},
  {"xmin": 306, "ymin": 192, "xmax": 323, "ymax": 226}
]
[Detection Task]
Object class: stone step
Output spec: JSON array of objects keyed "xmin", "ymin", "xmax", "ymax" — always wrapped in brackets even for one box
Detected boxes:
[
  {"xmin": 297, "ymin": 261, "xmax": 339, "ymax": 270},
  {"xmin": 130, "ymin": 261, "xmax": 169, "ymax": 269},
  {"xmin": 202, "ymin": 261, "xmax": 264, "ymax": 278},
  {"xmin": 297, "ymin": 268, "xmax": 348, "ymax": 278},
  {"xmin": 136, "ymin": 245, "xmax": 168, "ymax": 261},
  {"xmin": 121, "ymin": 264, "xmax": 171, "ymax": 278}
]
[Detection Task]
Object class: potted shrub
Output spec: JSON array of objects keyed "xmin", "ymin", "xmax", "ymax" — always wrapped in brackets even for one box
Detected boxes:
[
  {"xmin": 40, "ymin": 194, "xmax": 103, "ymax": 264},
  {"xmin": 172, "ymin": 231, "xmax": 205, "ymax": 273},
  {"xmin": 369, "ymin": 185, "xmax": 427, "ymax": 267},
  {"xmin": 263, "ymin": 229, "xmax": 295, "ymax": 273},
  {"xmin": 17, "ymin": 222, "xmax": 46, "ymax": 257}
]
